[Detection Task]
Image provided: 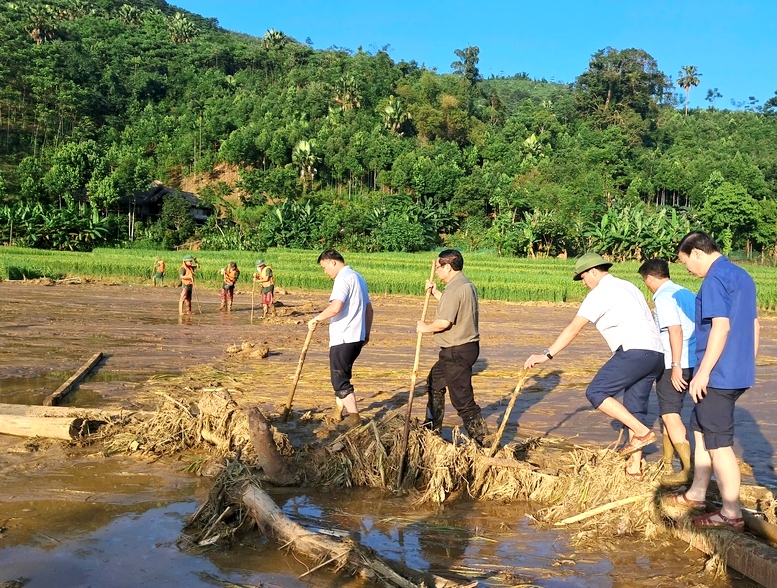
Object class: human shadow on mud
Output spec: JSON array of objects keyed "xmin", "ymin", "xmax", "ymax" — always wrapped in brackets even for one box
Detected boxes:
[
  {"xmin": 479, "ymin": 370, "xmax": 561, "ymax": 445},
  {"xmin": 735, "ymin": 406, "xmax": 777, "ymax": 488}
]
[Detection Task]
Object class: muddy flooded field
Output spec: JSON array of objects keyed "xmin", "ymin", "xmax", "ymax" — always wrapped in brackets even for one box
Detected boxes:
[{"xmin": 1, "ymin": 280, "xmax": 775, "ymax": 587}]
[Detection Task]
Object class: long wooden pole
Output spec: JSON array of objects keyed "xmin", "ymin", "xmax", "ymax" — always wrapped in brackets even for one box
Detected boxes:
[
  {"xmin": 44, "ymin": 352, "xmax": 103, "ymax": 406},
  {"xmin": 486, "ymin": 367, "xmax": 530, "ymax": 458},
  {"xmin": 280, "ymin": 327, "xmax": 315, "ymax": 422},
  {"xmin": 250, "ymin": 280, "xmax": 256, "ymax": 323},
  {"xmin": 396, "ymin": 260, "xmax": 437, "ymax": 488}
]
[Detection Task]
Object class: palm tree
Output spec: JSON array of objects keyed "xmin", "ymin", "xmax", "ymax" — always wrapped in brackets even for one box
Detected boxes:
[
  {"xmin": 382, "ymin": 96, "xmax": 410, "ymax": 135},
  {"xmin": 167, "ymin": 12, "xmax": 197, "ymax": 43},
  {"xmin": 117, "ymin": 4, "xmax": 142, "ymax": 26},
  {"xmin": 450, "ymin": 46, "xmax": 481, "ymax": 86},
  {"xmin": 292, "ymin": 140, "xmax": 318, "ymax": 192},
  {"xmin": 333, "ymin": 75, "xmax": 361, "ymax": 112},
  {"xmin": 262, "ymin": 29, "xmax": 286, "ymax": 50},
  {"xmin": 677, "ymin": 65, "xmax": 701, "ymax": 115}
]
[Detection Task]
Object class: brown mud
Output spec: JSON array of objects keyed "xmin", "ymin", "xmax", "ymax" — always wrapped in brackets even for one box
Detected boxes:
[{"xmin": 1, "ymin": 280, "xmax": 774, "ymax": 587}]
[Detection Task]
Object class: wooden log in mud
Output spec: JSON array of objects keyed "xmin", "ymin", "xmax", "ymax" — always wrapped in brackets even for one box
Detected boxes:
[
  {"xmin": 246, "ymin": 407, "xmax": 298, "ymax": 485},
  {"xmin": 44, "ymin": 351, "xmax": 104, "ymax": 406},
  {"xmin": 673, "ymin": 524, "xmax": 777, "ymax": 588},
  {"xmin": 0, "ymin": 403, "xmax": 147, "ymax": 440},
  {"xmin": 240, "ymin": 482, "xmax": 477, "ymax": 588}
]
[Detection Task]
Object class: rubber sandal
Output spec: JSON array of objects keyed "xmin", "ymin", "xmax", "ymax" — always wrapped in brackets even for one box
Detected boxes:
[
  {"xmin": 663, "ymin": 491, "xmax": 706, "ymax": 510},
  {"xmin": 692, "ymin": 510, "xmax": 745, "ymax": 531},
  {"xmin": 625, "ymin": 468, "xmax": 643, "ymax": 481},
  {"xmin": 618, "ymin": 430, "xmax": 657, "ymax": 456}
]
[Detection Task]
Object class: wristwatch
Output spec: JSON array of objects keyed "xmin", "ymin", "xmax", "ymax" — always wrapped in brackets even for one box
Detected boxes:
[
  {"xmin": 670, "ymin": 362, "xmax": 681, "ymax": 368},
  {"xmin": 542, "ymin": 349, "xmax": 553, "ymax": 360}
]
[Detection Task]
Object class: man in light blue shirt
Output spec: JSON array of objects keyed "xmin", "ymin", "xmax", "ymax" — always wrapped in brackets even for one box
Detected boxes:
[{"xmin": 639, "ymin": 259, "xmax": 696, "ymax": 485}]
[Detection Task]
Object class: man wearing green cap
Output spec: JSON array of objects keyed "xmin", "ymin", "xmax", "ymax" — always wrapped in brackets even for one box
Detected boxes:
[
  {"xmin": 253, "ymin": 258, "xmax": 274, "ymax": 318},
  {"xmin": 178, "ymin": 254, "xmax": 199, "ymax": 315},
  {"xmin": 524, "ymin": 252, "xmax": 665, "ymax": 479}
]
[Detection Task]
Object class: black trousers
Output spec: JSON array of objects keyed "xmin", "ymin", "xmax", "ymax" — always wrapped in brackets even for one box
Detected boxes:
[
  {"xmin": 329, "ymin": 341, "xmax": 364, "ymax": 399},
  {"xmin": 427, "ymin": 341, "xmax": 481, "ymax": 422}
]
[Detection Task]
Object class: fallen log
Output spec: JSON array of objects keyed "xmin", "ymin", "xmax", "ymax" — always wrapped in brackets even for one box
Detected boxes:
[
  {"xmin": 44, "ymin": 352, "xmax": 104, "ymax": 406},
  {"xmin": 0, "ymin": 415, "xmax": 105, "ymax": 440},
  {"xmin": 240, "ymin": 482, "xmax": 477, "ymax": 588},
  {"xmin": 0, "ymin": 403, "xmax": 148, "ymax": 440},
  {"xmin": 246, "ymin": 407, "xmax": 298, "ymax": 485}
]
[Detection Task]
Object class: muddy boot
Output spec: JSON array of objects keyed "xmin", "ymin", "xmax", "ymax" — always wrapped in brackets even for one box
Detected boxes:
[
  {"xmin": 343, "ymin": 413, "xmax": 361, "ymax": 429},
  {"xmin": 422, "ymin": 389, "xmax": 446, "ymax": 433},
  {"xmin": 464, "ymin": 414, "xmax": 489, "ymax": 447},
  {"xmin": 219, "ymin": 302, "xmax": 226, "ymax": 311},
  {"xmin": 661, "ymin": 434, "xmax": 675, "ymax": 468},
  {"xmin": 227, "ymin": 300, "xmax": 232, "ymax": 312},
  {"xmin": 661, "ymin": 442, "xmax": 693, "ymax": 486},
  {"xmin": 324, "ymin": 405, "xmax": 344, "ymax": 428}
]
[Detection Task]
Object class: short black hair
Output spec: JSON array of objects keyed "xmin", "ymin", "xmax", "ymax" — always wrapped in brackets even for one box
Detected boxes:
[
  {"xmin": 437, "ymin": 249, "xmax": 464, "ymax": 271},
  {"xmin": 638, "ymin": 259, "xmax": 670, "ymax": 280},
  {"xmin": 677, "ymin": 231, "xmax": 720, "ymax": 256},
  {"xmin": 317, "ymin": 248, "xmax": 345, "ymax": 264}
]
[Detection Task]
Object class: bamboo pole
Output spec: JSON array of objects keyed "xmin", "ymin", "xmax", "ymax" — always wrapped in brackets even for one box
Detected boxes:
[
  {"xmin": 280, "ymin": 327, "xmax": 315, "ymax": 422},
  {"xmin": 487, "ymin": 367, "xmax": 530, "ymax": 458},
  {"xmin": 396, "ymin": 260, "xmax": 437, "ymax": 488}
]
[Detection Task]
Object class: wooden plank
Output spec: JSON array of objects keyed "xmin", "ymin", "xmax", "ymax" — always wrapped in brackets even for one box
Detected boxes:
[
  {"xmin": 0, "ymin": 403, "xmax": 150, "ymax": 419},
  {"xmin": 44, "ymin": 352, "xmax": 104, "ymax": 406}
]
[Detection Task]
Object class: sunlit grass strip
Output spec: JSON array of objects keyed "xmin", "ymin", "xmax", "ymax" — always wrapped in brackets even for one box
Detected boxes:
[{"xmin": 1, "ymin": 246, "xmax": 776, "ymax": 309}]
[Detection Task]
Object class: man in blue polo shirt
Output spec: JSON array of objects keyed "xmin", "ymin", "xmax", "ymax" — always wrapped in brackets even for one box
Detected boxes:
[{"xmin": 666, "ymin": 231, "xmax": 759, "ymax": 531}]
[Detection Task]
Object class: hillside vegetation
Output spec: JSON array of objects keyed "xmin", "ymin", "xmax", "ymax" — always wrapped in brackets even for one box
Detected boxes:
[{"xmin": 1, "ymin": 0, "xmax": 777, "ymax": 258}]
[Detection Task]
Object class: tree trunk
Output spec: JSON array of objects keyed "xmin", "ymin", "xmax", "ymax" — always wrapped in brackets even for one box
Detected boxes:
[
  {"xmin": 240, "ymin": 482, "xmax": 477, "ymax": 588},
  {"xmin": 246, "ymin": 407, "xmax": 297, "ymax": 485}
]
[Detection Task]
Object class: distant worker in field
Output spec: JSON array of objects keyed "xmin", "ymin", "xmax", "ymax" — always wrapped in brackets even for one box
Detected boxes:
[
  {"xmin": 254, "ymin": 258, "xmax": 275, "ymax": 318},
  {"xmin": 639, "ymin": 258, "xmax": 697, "ymax": 486},
  {"xmin": 417, "ymin": 249, "xmax": 489, "ymax": 446},
  {"xmin": 178, "ymin": 254, "xmax": 199, "ymax": 315},
  {"xmin": 524, "ymin": 252, "xmax": 665, "ymax": 479},
  {"xmin": 308, "ymin": 249, "xmax": 373, "ymax": 429},
  {"xmin": 219, "ymin": 261, "xmax": 240, "ymax": 311},
  {"xmin": 153, "ymin": 258, "xmax": 166, "ymax": 286}
]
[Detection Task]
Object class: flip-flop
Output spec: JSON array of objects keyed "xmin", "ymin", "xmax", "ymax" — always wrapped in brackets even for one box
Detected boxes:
[
  {"xmin": 692, "ymin": 510, "xmax": 745, "ymax": 531},
  {"xmin": 663, "ymin": 491, "xmax": 706, "ymax": 510}
]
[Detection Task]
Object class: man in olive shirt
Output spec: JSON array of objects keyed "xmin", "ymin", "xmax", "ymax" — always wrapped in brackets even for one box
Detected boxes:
[{"xmin": 417, "ymin": 249, "xmax": 488, "ymax": 445}]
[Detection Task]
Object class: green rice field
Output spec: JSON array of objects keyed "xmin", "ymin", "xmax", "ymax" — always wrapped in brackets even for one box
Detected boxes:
[{"xmin": 2, "ymin": 246, "xmax": 777, "ymax": 310}]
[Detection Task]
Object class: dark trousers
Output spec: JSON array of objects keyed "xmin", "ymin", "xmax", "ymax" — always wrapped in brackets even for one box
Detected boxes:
[
  {"xmin": 329, "ymin": 341, "xmax": 364, "ymax": 399},
  {"xmin": 585, "ymin": 347, "xmax": 664, "ymax": 422},
  {"xmin": 427, "ymin": 341, "xmax": 481, "ymax": 422}
]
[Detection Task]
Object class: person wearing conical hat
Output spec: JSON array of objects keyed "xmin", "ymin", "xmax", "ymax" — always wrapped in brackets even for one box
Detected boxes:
[
  {"xmin": 178, "ymin": 254, "xmax": 199, "ymax": 315},
  {"xmin": 253, "ymin": 258, "xmax": 275, "ymax": 318},
  {"xmin": 524, "ymin": 252, "xmax": 664, "ymax": 480},
  {"xmin": 152, "ymin": 258, "xmax": 166, "ymax": 287},
  {"xmin": 219, "ymin": 261, "xmax": 240, "ymax": 311}
]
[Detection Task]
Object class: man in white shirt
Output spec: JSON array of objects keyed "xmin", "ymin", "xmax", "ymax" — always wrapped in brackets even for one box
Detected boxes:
[
  {"xmin": 309, "ymin": 249, "xmax": 373, "ymax": 428},
  {"xmin": 525, "ymin": 253, "xmax": 665, "ymax": 479},
  {"xmin": 639, "ymin": 259, "xmax": 696, "ymax": 486}
]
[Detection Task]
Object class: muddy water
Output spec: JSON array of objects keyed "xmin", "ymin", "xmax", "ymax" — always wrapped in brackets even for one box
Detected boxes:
[{"xmin": 0, "ymin": 281, "xmax": 773, "ymax": 586}]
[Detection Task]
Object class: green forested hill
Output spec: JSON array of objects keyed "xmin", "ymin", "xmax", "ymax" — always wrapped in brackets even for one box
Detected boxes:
[{"xmin": 1, "ymin": 0, "xmax": 776, "ymax": 259}]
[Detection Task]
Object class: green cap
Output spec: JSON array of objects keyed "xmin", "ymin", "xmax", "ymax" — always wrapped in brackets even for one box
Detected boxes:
[
  {"xmin": 183, "ymin": 254, "xmax": 194, "ymax": 262},
  {"xmin": 573, "ymin": 252, "xmax": 612, "ymax": 281},
  {"xmin": 255, "ymin": 258, "xmax": 266, "ymax": 266}
]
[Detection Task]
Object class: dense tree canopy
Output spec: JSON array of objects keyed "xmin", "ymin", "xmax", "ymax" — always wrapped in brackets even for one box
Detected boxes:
[{"xmin": 1, "ymin": 0, "xmax": 777, "ymax": 258}]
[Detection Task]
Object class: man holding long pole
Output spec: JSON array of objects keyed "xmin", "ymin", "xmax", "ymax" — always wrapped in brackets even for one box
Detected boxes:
[
  {"xmin": 308, "ymin": 249, "xmax": 373, "ymax": 429},
  {"xmin": 417, "ymin": 249, "xmax": 489, "ymax": 446}
]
